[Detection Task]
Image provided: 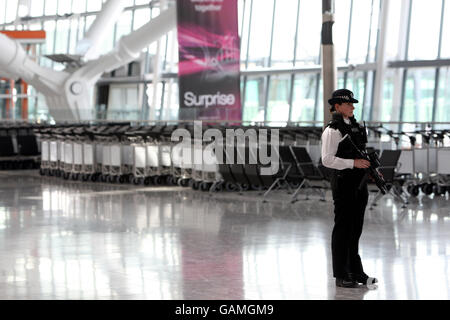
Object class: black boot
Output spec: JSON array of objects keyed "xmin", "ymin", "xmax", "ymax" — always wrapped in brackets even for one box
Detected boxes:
[
  {"xmin": 335, "ymin": 275, "xmax": 358, "ymax": 288},
  {"xmin": 350, "ymin": 272, "xmax": 378, "ymax": 285}
]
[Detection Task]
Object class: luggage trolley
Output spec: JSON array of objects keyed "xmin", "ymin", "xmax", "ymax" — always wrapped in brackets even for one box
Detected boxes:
[
  {"xmin": 36, "ymin": 125, "xmax": 52, "ymax": 175},
  {"xmin": 70, "ymin": 126, "xmax": 88, "ymax": 181},
  {"xmin": 15, "ymin": 124, "xmax": 41, "ymax": 169},
  {"xmin": 159, "ymin": 125, "xmax": 176, "ymax": 185},
  {"xmin": 98, "ymin": 124, "xmax": 131, "ymax": 184},
  {"xmin": 189, "ymin": 126, "xmax": 205, "ymax": 190},
  {"xmin": 144, "ymin": 124, "xmax": 165, "ymax": 185},
  {"xmin": 125, "ymin": 125, "xmax": 150, "ymax": 185},
  {"xmin": 0, "ymin": 124, "xmax": 18, "ymax": 170},
  {"xmin": 89, "ymin": 124, "xmax": 111, "ymax": 181},
  {"xmin": 61, "ymin": 126, "xmax": 75, "ymax": 180},
  {"xmin": 48, "ymin": 125, "xmax": 62, "ymax": 177},
  {"xmin": 175, "ymin": 124, "xmax": 194, "ymax": 188},
  {"xmin": 80, "ymin": 125, "xmax": 99, "ymax": 182}
]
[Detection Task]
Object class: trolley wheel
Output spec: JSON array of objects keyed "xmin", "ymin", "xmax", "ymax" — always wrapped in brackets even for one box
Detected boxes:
[
  {"xmin": 225, "ymin": 181, "xmax": 236, "ymax": 192},
  {"xmin": 411, "ymin": 185, "xmax": 420, "ymax": 197},
  {"xmin": 200, "ymin": 182, "xmax": 211, "ymax": 192},
  {"xmin": 420, "ymin": 183, "xmax": 428, "ymax": 193},
  {"xmin": 251, "ymin": 184, "xmax": 263, "ymax": 191},
  {"xmin": 214, "ymin": 182, "xmax": 224, "ymax": 192},
  {"xmin": 100, "ymin": 174, "xmax": 108, "ymax": 183},
  {"xmin": 424, "ymin": 183, "xmax": 435, "ymax": 195},
  {"xmin": 63, "ymin": 172, "xmax": 70, "ymax": 180},
  {"xmin": 118, "ymin": 176, "xmax": 126, "ymax": 184},
  {"xmin": 39, "ymin": 168, "xmax": 45, "ymax": 176},
  {"xmin": 71, "ymin": 173, "xmax": 79, "ymax": 181},
  {"xmin": 434, "ymin": 184, "xmax": 445, "ymax": 196},
  {"xmin": 179, "ymin": 178, "xmax": 190, "ymax": 187},
  {"xmin": 288, "ymin": 181, "xmax": 302, "ymax": 189},
  {"xmin": 91, "ymin": 174, "xmax": 98, "ymax": 182},
  {"xmin": 192, "ymin": 181, "xmax": 200, "ymax": 190},
  {"xmin": 153, "ymin": 176, "xmax": 164, "ymax": 185},
  {"xmin": 108, "ymin": 175, "xmax": 117, "ymax": 183},
  {"xmin": 240, "ymin": 183, "xmax": 250, "ymax": 191},
  {"xmin": 81, "ymin": 174, "xmax": 89, "ymax": 182},
  {"xmin": 143, "ymin": 177, "xmax": 151, "ymax": 185}
]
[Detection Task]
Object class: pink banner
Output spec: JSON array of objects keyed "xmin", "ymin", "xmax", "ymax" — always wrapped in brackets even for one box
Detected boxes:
[{"xmin": 177, "ymin": 0, "xmax": 241, "ymax": 121}]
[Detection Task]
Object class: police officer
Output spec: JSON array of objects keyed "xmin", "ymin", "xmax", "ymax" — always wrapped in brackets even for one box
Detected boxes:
[{"xmin": 321, "ymin": 89, "xmax": 378, "ymax": 288}]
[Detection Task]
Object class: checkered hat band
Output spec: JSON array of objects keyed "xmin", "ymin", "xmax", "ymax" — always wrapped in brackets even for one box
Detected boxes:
[{"xmin": 334, "ymin": 95, "xmax": 351, "ymax": 100}]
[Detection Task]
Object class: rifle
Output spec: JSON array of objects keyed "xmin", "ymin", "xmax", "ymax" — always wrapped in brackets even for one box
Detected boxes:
[{"xmin": 341, "ymin": 134, "xmax": 389, "ymax": 194}]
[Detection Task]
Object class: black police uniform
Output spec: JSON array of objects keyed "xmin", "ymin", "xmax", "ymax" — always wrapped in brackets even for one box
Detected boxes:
[{"xmin": 326, "ymin": 112, "xmax": 369, "ymax": 280}]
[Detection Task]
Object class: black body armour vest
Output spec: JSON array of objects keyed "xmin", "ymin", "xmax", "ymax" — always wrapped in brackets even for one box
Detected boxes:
[{"xmin": 326, "ymin": 112, "xmax": 368, "ymax": 179}]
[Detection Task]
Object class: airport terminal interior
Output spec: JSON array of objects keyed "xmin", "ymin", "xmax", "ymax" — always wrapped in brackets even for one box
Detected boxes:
[{"xmin": 0, "ymin": 0, "xmax": 450, "ymax": 300}]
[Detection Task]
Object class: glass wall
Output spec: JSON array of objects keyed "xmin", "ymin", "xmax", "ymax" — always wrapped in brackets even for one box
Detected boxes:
[{"xmin": 0, "ymin": 0, "xmax": 449, "ymax": 125}]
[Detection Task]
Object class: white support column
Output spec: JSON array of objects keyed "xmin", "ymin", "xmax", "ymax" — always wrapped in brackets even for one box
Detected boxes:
[
  {"xmin": 322, "ymin": 0, "xmax": 337, "ymax": 128},
  {"xmin": 371, "ymin": 0, "xmax": 390, "ymax": 121}
]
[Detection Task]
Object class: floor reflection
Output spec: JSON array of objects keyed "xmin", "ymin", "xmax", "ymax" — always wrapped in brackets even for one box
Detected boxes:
[{"xmin": 0, "ymin": 172, "xmax": 449, "ymax": 299}]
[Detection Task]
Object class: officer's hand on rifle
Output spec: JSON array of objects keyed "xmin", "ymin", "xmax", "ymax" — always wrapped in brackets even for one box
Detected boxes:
[{"xmin": 354, "ymin": 159, "xmax": 370, "ymax": 169}]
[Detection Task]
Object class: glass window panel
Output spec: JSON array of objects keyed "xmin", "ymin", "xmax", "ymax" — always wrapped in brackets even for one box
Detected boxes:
[
  {"xmin": 348, "ymin": 0, "xmax": 372, "ymax": 63},
  {"xmin": 344, "ymin": 71, "xmax": 366, "ymax": 120},
  {"xmin": 57, "ymin": 0, "xmax": 71, "ymax": 15},
  {"xmin": 84, "ymin": 15, "xmax": 96, "ymax": 33},
  {"xmin": 402, "ymin": 69, "xmax": 436, "ymax": 122},
  {"xmin": 295, "ymin": 0, "xmax": 321, "ymax": 65},
  {"xmin": 135, "ymin": 0, "xmax": 150, "ymax": 4},
  {"xmin": 76, "ymin": 17, "xmax": 85, "ymax": 42},
  {"xmin": 0, "ymin": 0, "xmax": 5, "ymax": 24},
  {"xmin": 147, "ymin": 8, "xmax": 160, "ymax": 55},
  {"xmin": 163, "ymin": 30, "xmax": 178, "ymax": 70},
  {"xmin": 159, "ymin": 80, "xmax": 179, "ymax": 121},
  {"xmin": 133, "ymin": 8, "xmax": 150, "ymax": 30},
  {"xmin": 41, "ymin": 20, "xmax": 56, "ymax": 66},
  {"xmin": 5, "ymin": 0, "xmax": 18, "ymax": 23},
  {"xmin": 367, "ymin": 0, "xmax": 380, "ymax": 62},
  {"xmin": 44, "ymin": 0, "xmax": 57, "ymax": 16},
  {"xmin": 380, "ymin": 70, "xmax": 395, "ymax": 122},
  {"xmin": 385, "ymin": 0, "xmax": 402, "ymax": 59},
  {"xmin": 54, "ymin": 19, "xmax": 70, "ymax": 53},
  {"xmin": 291, "ymin": 74, "xmax": 318, "ymax": 123},
  {"xmin": 246, "ymin": 0, "xmax": 274, "ymax": 68},
  {"xmin": 68, "ymin": 18, "xmax": 80, "ymax": 54},
  {"xmin": 243, "ymin": 77, "xmax": 267, "ymax": 122},
  {"xmin": 72, "ymin": 0, "xmax": 86, "ymax": 14},
  {"xmin": 30, "ymin": 0, "xmax": 44, "ymax": 17},
  {"xmin": 270, "ymin": 0, "xmax": 297, "ymax": 67},
  {"xmin": 408, "ymin": 0, "xmax": 441, "ymax": 60},
  {"xmin": 123, "ymin": 0, "xmax": 134, "ymax": 7},
  {"xmin": 29, "ymin": 22, "xmax": 42, "ymax": 31},
  {"xmin": 108, "ymin": 84, "xmax": 140, "ymax": 120},
  {"xmin": 266, "ymin": 75, "xmax": 291, "ymax": 125},
  {"xmin": 435, "ymin": 67, "xmax": 450, "ymax": 122},
  {"xmin": 114, "ymin": 10, "xmax": 132, "ymax": 43},
  {"xmin": 87, "ymin": 0, "xmax": 102, "ymax": 12},
  {"xmin": 239, "ymin": 0, "xmax": 251, "ymax": 66},
  {"xmin": 440, "ymin": 2, "xmax": 450, "ymax": 58},
  {"xmin": 334, "ymin": 0, "xmax": 352, "ymax": 64},
  {"xmin": 238, "ymin": 0, "xmax": 244, "ymax": 37},
  {"xmin": 316, "ymin": 77, "xmax": 324, "ymax": 123}
]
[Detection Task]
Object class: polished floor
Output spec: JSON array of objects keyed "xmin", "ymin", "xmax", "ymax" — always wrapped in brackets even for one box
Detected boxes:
[{"xmin": 0, "ymin": 170, "xmax": 449, "ymax": 300}]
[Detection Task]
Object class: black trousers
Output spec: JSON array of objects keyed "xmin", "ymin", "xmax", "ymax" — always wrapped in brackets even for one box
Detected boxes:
[{"xmin": 330, "ymin": 170, "xmax": 368, "ymax": 278}]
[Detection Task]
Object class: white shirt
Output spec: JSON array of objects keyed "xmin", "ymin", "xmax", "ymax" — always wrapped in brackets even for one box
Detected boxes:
[{"xmin": 321, "ymin": 118, "xmax": 355, "ymax": 170}]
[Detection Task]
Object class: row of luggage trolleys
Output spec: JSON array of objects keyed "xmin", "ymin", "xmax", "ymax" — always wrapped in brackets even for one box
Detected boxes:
[{"xmin": 36, "ymin": 124, "xmax": 221, "ymax": 191}]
